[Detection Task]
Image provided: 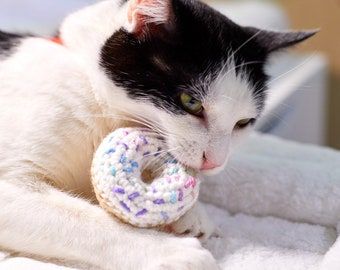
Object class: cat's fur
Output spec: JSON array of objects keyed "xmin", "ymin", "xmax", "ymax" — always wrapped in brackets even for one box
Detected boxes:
[{"xmin": 0, "ymin": 0, "xmax": 315, "ymax": 269}]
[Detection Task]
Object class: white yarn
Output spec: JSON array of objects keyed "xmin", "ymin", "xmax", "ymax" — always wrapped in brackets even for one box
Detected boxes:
[{"xmin": 91, "ymin": 128, "xmax": 200, "ymax": 227}]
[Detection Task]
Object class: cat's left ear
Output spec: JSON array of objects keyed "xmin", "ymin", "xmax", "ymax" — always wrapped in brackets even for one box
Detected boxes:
[
  {"xmin": 127, "ymin": 0, "xmax": 173, "ymax": 38},
  {"xmin": 246, "ymin": 27, "xmax": 318, "ymax": 53}
]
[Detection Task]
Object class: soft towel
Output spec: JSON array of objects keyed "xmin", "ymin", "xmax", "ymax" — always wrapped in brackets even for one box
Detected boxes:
[
  {"xmin": 1, "ymin": 132, "xmax": 340, "ymax": 270},
  {"xmin": 201, "ymin": 132, "xmax": 340, "ymax": 270}
]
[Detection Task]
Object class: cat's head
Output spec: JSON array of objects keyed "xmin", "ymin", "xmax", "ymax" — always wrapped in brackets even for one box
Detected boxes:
[{"xmin": 61, "ymin": 0, "xmax": 315, "ymax": 174}]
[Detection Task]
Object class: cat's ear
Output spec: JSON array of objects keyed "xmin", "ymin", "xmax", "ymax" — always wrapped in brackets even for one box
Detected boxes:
[
  {"xmin": 127, "ymin": 0, "xmax": 173, "ymax": 38},
  {"xmin": 245, "ymin": 27, "xmax": 318, "ymax": 53}
]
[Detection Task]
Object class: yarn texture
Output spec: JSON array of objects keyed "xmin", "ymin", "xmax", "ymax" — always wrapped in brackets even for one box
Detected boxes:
[{"xmin": 91, "ymin": 128, "xmax": 200, "ymax": 227}]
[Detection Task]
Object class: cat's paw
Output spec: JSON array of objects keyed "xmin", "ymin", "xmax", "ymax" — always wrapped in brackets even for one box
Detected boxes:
[
  {"xmin": 163, "ymin": 202, "xmax": 215, "ymax": 242},
  {"xmin": 149, "ymin": 237, "xmax": 219, "ymax": 270}
]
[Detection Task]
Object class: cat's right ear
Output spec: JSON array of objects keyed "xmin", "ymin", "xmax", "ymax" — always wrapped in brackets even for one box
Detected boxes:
[{"xmin": 126, "ymin": 0, "xmax": 174, "ymax": 39}]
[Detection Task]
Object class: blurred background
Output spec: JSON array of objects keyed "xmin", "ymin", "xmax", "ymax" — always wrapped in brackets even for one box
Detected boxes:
[
  {"xmin": 0, "ymin": 0, "xmax": 339, "ymax": 149},
  {"xmin": 276, "ymin": 0, "xmax": 340, "ymax": 149}
]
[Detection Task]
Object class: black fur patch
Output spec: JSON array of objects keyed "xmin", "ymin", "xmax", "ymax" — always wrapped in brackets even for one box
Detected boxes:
[
  {"xmin": 0, "ymin": 31, "xmax": 23, "ymax": 57},
  {"xmin": 100, "ymin": 0, "xmax": 269, "ymax": 114}
]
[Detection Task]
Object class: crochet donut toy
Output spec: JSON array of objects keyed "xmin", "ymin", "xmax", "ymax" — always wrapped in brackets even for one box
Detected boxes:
[{"xmin": 91, "ymin": 128, "xmax": 200, "ymax": 228}]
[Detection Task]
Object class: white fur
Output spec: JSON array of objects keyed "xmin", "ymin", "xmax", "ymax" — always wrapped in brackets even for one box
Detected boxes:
[
  {"xmin": 0, "ymin": 0, "xmax": 258, "ymax": 269},
  {"xmin": 132, "ymin": 0, "xmax": 170, "ymax": 25}
]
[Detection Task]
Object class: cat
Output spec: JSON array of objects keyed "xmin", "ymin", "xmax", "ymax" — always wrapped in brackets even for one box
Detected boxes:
[{"xmin": 0, "ymin": 0, "xmax": 315, "ymax": 269}]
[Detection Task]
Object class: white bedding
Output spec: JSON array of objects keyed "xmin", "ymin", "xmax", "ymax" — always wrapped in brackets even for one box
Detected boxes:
[{"xmin": 1, "ymin": 133, "xmax": 340, "ymax": 270}]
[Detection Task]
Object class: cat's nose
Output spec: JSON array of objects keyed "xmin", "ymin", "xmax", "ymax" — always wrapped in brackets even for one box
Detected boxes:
[{"xmin": 200, "ymin": 153, "xmax": 220, "ymax": 170}]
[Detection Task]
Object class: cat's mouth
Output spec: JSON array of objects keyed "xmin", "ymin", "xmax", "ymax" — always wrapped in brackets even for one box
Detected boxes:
[{"xmin": 166, "ymin": 147, "xmax": 226, "ymax": 176}]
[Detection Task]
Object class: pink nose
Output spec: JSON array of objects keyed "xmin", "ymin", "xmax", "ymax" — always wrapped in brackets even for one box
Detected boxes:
[{"xmin": 200, "ymin": 157, "xmax": 219, "ymax": 170}]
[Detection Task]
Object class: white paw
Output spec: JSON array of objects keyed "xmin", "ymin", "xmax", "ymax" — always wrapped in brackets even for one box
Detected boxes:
[
  {"xmin": 163, "ymin": 202, "xmax": 215, "ymax": 242},
  {"xmin": 149, "ymin": 237, "xmax": 219, "ymax": 270}
]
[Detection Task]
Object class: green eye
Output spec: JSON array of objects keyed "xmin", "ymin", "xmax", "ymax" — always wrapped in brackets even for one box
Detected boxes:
[
  {"xmin": 180, "ymin": 93, "xmax": 203, "ymax": 116},
  {"xmin": 236, "ymin": 118, "xmax": 255, "ymax": 128}
]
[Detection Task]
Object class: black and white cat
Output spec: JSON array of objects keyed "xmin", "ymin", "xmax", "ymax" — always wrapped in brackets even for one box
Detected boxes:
[{"xmin": 0, "ymin": 0, "xmax": 315, "ymax": 269}]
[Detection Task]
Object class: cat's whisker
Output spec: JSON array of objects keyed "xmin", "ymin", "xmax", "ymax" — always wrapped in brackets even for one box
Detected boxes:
[
  {"xmin": 224, "ymin": 60, "xmax": 265, "ymax": 77},
  {"xmin": 145, "ymin": 155, "xmax": 172, "ymax": 176},
  {"xmin": 259, "ymin": 102, "xmax": 296, "ymax": 132},
  {"xmin": 267, "ymin": 53, "xmax": 317, "ymax": 87},
  {"xmin": 226, "ymin": 29, "xmax": 263, "ymax": 65},
  {"xmin": 249, "ymin": 53, "xmax": 318, "ymax": 116},
  {"xmin": 220, "ymin": 95, "xmax": 236, "ymax": 102},
  {"xmin": 139, "ymin": 152, "xmax": 176, "ymax": 177},
  {"xmin": 134, "ymin": 146, "xmax": 182, "ymax": 164},
  {"xmin": 77, "ymin": 108, "xmax": 176, "ymax": 139}
]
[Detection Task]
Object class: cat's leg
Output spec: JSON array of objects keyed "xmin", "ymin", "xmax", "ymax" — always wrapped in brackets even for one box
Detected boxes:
[
  {"xmin": 163, "ymin": 202, "xmax": 216, "ymax": 242},
  {"xmin": 0, "ymin": 179, "xmax": 218, "ymax": 270}
]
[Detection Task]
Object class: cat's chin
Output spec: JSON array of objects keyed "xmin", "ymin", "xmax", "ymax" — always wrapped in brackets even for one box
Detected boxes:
[{"xmin": 200, "ymin": 165, "xmax": 225, "ymax": 176}]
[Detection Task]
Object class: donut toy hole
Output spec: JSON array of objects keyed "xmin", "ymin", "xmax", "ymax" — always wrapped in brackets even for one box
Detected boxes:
[
  {"xmin": 140, "ymin": 159, "xmax": 164, "ymax": 184},
  {"xmin": 141, "ymin": 168, "xmax": 154, "ymax": 184}
]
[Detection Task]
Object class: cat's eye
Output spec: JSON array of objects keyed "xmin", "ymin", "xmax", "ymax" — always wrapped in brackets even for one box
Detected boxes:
[
  {"xmin": 236, "ymin": 118, "xmax": 256, "ymax": 128},
  {"xmin": 180, "ymin": 93, "xmax": 203, "ymax": 117}
]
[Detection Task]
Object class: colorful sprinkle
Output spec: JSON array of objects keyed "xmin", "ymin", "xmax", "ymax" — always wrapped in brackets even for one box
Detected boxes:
[
  {"xmin": 170, "ymin": 190, "xmax": 177, "ymax": 204},
  {"xmin": 154, "ymin": 147, "xmax": 162, "ymax": 157},
  {"xmin": 169, "ymin": 167, "xmax": 179, "ymax": 176},
  {"xmin": 105, "ymin": 148, "xmax": 115, "ymax": 154},
  {"xmin": 161, "ymin": 211, "xmax": 169, "ymax": 221},
  {"xmin": 136, "ymin": 209, "xmax": 147, "ymax": 216},
  {"xmin": 140, "ymin": 135, "xmax": 148, "ymax": 144},
  {"xmin": 153, "ymin": 199, "xmax": 165, "ymax": 205},
  {"xmin": 130, "ymin": 161, "xmax": 139, "ymax": 168},
  {"xmin": 110, "ymin": 167, "xmax": 117, "ymax": 176},
  {"xmin": 166, "ymin": 158, "xmax": 178, "ymax": 164},
  {"xmin": 118, "ymin": 142, "xmax": 129, "ymax": 150},
  {"xmin": 178, "ymin": 206, "xmax": 185, "ymax": 211},
  {"xmin": 178, "ymin": 189, "xmax": 184, "ymax": 201},
  {"xmin": 128, "ymin": 192, "xmax": 140, "ymax": 200},
  {"xmin": 113, "ymin": 187, "xmax": 125, "ymax": 194},
  {"xmin": 120, "ymin": 154, "xmax": 127, "ymax": 164},
  {"xmin": 143, "ymin": 151, "xmax": 150, "ymax": 157},
  {"xmin": 184, "ymin": 177, "xmax": 197, "ymax": 189},
  {"xmin": 123, "ymin": 167, "xmax": 134, "ymax": 173},
  {"xmin": 120, "ymin": 201, "xmax": 130, "ymax": 212}
]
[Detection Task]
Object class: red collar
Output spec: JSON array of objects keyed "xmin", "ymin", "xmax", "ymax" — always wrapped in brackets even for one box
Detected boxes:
[{"xmin": 49, "ymin": 37, "xmax": 63, "ymax": 45}]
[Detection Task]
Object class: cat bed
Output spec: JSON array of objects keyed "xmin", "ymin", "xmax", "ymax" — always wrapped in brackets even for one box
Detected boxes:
[{"xmin": 1, "ymin": 132, "xmax": 340, "ymax": 270}]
